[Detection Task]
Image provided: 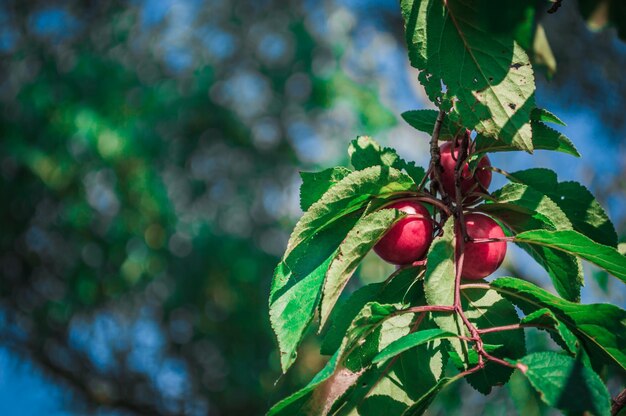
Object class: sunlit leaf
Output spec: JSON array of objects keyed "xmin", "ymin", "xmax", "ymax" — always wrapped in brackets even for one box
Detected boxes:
[
  {"xmin": 320, "ymin": 209, "xmax": 406, "ymax": 328},
  {"xmin": 349, "ymin": 136, "xmax": 425, "ymax": 185},
  {"xmin": 400, "ymin": 0, "xmax": 535, "ymax": 151}
]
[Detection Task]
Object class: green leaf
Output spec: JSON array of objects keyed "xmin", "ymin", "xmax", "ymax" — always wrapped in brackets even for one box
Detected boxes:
[
  {"xmin": 321, "ymin": 284, "xmax": 384, "ymax": 357},
  {"xmin": 285, "ymin": 165, "xmax": 416, "ymax": 258},
  {"xmin": 270, "ymin": 212, "xmax": 361, "ymax": 372},
  {"xmin": 474, "ymin": 121, "xmax": 579, "ymax": 157},
  {"xmin": 488, "ymin": 182, "xmax": 572, "ymax": 231},
  {"xmin": 479, "ymin": 182, "xmax": 583, "ymax": 301},
  {"xmin": 348, "ymin": 136, "xmax": 425, "ymax": 185},
  {"xmin": 400, "ymin": 0, "xmax": 535, "ymax": 151},
  {"xmin": 531, "ymin": 108, "xmax": 566, "ymax": 126},
  {"xmin": 270, "ymin": 166, "xmax": 417, "ymax": 371},
  {"xmin": 320, "ymin": 209, "xmax": 407, "ymax": 328},
  {"xmin": 489, "ymin": 277, "xmax": 626, "ymax": 371},
  {"xmin": 461, "ymin": 288, "xmax": 526, "ymax": 394},
  {"xmin": 400, "ymin": 110, "xmax": 461, "ymax": 140},
  {"xmin": 521, "ymin": 308, "xmax": 579, "ymax": 355},
  {"xmin": 321, "ymin": 267, "xmax": 424, "ymax": 356},
  {"xmin": 342, "ymin": 302, "xmax": 409, "ymax": 372},
  {"xmin": 299, "ymin": 167, "xmax": 352, "ymax": 211},
  {"xmin": 423, "ymin": 218, "xmax": 456, "ymax": 308},
  {"xmin": 334, "ymin": 311, "xmax": 447, "ymax": 416},
  {"xmin": 270, "ymin": 302, "xmax": 405, "ymax": 415},
  {"xmin": 508, "ymin": 168, "xmax": 618, "ymax": 247},
  {"xmin": 423, "ymin": 218, "xmax": 466, "ymax": 359},
  {"xmin": 372, "ymin": 329, "xmax": 457, "ymax": 364},
  {"xmin": 515, "ymin": 229, "xmax": 626, "ymax": 284},
  {"xmin": 515, "ymin": 352, "xmax": 611, "ymax": 416}
]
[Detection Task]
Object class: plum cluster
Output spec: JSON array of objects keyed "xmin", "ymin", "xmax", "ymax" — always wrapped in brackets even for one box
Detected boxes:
[{"xmin": 374, "ymin": 140, "xmax": 506, "ymax": 280}]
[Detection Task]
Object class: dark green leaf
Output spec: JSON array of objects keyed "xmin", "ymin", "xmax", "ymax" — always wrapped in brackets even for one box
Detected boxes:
[
  {"xmin": 270, "ymin": 212, "xmax": 361, "ymax": 372},
  {"xmin": 321, "ymin": 267, "xmax": 424, "ymax": 356},
  {"xmin": 300, "ymin": 167, "xmax": 352, "ymax": 211},
  {"xmin": 490, "ymin": 277, "xmax": 626, "ymax": 371},
  {"xmin": 400, "ymin": 110, "xmax": 462, "ymax": 140},
  {"xmin": 521, "ymin": 308, "xmax": 579, "ymax": 355},
  {"xmin": 372, "ymin": 329, "xmax": 457, "ymax": 364},
  {"xmin": 516, "ymin": 352, "xmax": 611, "ymax": 416},
  {"xmin": 530, "ymin": 108, "xmax": 565, "ymax": 126},
  {"xmin": 461, "ymin": 288, "xmax": 526, "ymax": 394}
]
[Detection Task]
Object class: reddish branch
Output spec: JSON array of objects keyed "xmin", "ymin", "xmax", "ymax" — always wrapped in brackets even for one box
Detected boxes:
[
  {"xmin": 420, "ymin": 113, "xmax": 524, "ymax": 374},
  {"xmin": 478, "ymin": 323, "xmax": 552, "ymax": 334},
  {"xmin": 398, "ymin": 305, "xmax": 455, "ymax": 315}
]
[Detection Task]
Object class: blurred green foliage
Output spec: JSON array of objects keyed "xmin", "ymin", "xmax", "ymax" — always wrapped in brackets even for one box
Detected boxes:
[{"xmin": 0, "ymin": 1, "xmax": 395, "ymax": 414}]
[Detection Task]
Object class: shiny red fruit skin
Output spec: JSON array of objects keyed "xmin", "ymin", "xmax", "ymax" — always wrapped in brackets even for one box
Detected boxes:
[
  {"xmin": 374, "ymin": 201, "xmax": 434, "ymax": 265},
  {"xmin": 460, "ymin": 213, "xmax": 507, "ymax": 280},
  {"xmin": 439, "ymin": 141, "xmax": 492, "ymax": 203}
]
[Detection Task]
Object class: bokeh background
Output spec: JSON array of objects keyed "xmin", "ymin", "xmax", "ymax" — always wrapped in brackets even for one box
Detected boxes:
[{"xmin": 0, "ymin": 0, "xmax": 624, "ymax": 415}]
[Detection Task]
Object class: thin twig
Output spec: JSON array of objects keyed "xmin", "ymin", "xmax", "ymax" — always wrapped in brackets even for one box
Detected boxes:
[
  {"xmin": 397, "ymin": 305, "xmax": 456, "ymax": 315},
  {"xmin": 477, "ymin": 323, "xmax": 552, "ymax": 334}
]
